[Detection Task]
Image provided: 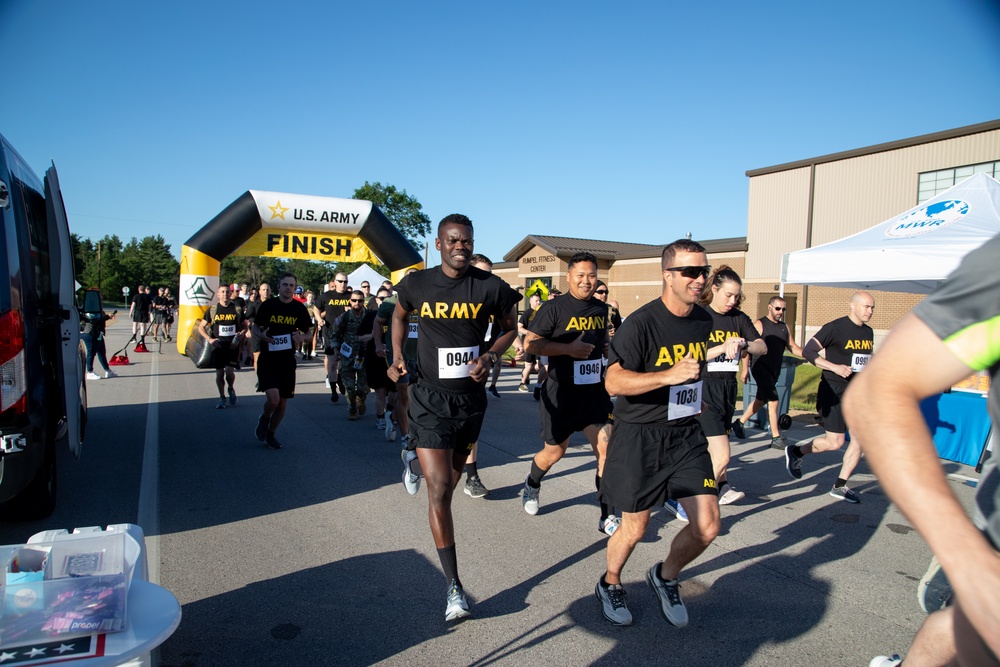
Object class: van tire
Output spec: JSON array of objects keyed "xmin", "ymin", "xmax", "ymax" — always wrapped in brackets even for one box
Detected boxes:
[{"xmin": 5, "ymin": 442, "xmax": 58, "ymax": 520}]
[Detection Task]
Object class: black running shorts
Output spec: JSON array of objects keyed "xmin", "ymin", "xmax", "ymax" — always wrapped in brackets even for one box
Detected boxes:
[
  {"xmin": 816, "ymin": 378, "xmax": 849, "ymax": 433},
  {"xmin": 366, "ymin": 357, "xmax": 395, "ymax": 392},
  {"xmin": 696, "ymin": 378, "xmax": 737, "ymax": 437},
  {"xmin": 751, "ymin": 366, "xmax": 779, "ymax": 403},
  {"xmin": 408, "ymin": 381, "xmax": 487, "ymax": 451},
  {"xmin": 209, "ymin": 341, "xmax": 239, "ymax": 370},
  {"xmin": 539, "ymin": 386, "xmax": 613, "ymax": 445},
  {"xmin": 132, "ymin": 310, "xmax": 148, "ymax": 323},
  {"xmin": 256, "ymin": 354, "xmax": 297, "ymax": 399},
  {"xmin": 599, "ymin": 421, "xmax": 716, "ymax": 513}
]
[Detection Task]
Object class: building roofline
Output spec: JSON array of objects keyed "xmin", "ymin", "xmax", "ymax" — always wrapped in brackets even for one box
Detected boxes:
[{"xmin": 746, "ymin": 118, "xmax": 1000, "ymax": 178}]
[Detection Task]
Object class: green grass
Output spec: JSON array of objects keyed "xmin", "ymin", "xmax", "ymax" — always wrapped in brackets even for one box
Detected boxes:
[{"xmin": 736, "ymin": 356, "xmax": 820, "ymax": 412}]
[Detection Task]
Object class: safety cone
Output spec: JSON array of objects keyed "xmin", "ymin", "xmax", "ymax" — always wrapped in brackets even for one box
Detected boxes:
[{"xmin": 134, "ymin": 341, "xmax": 150, "ymax": 353}]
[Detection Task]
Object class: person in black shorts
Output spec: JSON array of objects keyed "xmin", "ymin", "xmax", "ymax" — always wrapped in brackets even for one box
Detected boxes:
[
  {"xmin": 129, "ymin": 284, "xmax": 151, "ymax": 341},
  {"xmin": 784, "ymin": 292, "xmax": 875, "ymax": 503},
  {"xmin": 250, "ymin": 273, "xmax": 313, "ymax": 450},
  {"xmin": 518, "ymin": 293, "xmax": 542, "ymax": 391},
  {"xmin": 388, "ymin": 214, "xmax": 521, "ymax": 622},
  {"xmin": 595, "ymin": 239, "xmax": 718, "ymax": 628},
  {"xmin": 245, "ymin": 282, "xmax": 271, "ymax": 368},
  {"xmin": 845, "ymin": 235, "xmax": 1000, "ymax": 667},
  {"xmin": 733, "ymin": 296, "xmax": 803, "ymax": 449},
  {"xmin": 315, "ymin": 273, "xmax": 352, "ymax": 401},
  {"xmin": 198, "ymin": 284, "xmax": 246, "ymax": 409},
  {"xmin": 695, "ymin": 266, "xmax": 766, "ymax": 508},
  {"xmin": 520, "ymin": 252, "xmax": 618, "ymax": 534}
]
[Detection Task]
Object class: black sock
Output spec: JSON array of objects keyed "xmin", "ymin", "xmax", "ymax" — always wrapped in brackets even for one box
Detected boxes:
[
  {"xmin": 835, "ymin": 478, "xmax": 847, "ymax": 488},
  {"xmin": 596, "ymin": 474, "xmax": 610, "ymax": 521},
  {"xmin": 528, "ymin": 460, "xmax": 547, "ymax": 488},
  {"xmin": 465, "ymin": 461, "xmax": 478, "ymax": 479},
  {"xmin": 437, "ymin": 545, "xmax": 460, "ymax": 588},
  {"xmin": 791, "ymin": 445, "xmax": 803, "ymax": 457}
]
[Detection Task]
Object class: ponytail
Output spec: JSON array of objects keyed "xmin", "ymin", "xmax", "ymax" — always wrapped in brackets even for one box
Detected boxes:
[{"xmin": 699, "ymin": 265, "xmax": 743, "ymax": 309}]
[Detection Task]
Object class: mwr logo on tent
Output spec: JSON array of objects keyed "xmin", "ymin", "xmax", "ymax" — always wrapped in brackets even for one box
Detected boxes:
[{"xmin": 885, "ymin": 200, "xmax": 969, "ymax": 239}]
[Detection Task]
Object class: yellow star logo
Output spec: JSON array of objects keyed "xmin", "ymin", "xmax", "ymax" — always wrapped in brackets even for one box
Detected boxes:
[{"xmin": 268, "ymin": 200, "xmax": 289, "ymax": 220}]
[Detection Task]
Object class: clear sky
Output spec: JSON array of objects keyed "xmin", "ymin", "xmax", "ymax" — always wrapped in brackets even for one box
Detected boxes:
[{"xmin": 2, "ymin": 0, "xmax": 998, "ymax": 268}]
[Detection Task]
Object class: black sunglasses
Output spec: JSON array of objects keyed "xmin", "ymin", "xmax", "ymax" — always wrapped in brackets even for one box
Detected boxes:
[
  {"xmin": 773, "ymin": 306, "xmax": 786, "ymax": 311},
  {"xmin": 350, "ymin": 298, "xmax": 364, "ymax": 303},
  {"xmin": 594, "ymin": 289, "xmax": 608, "ymax": 295},
  {"xmin": 664, "ymin": 265, "xmax": 711, "ymax": 280}
]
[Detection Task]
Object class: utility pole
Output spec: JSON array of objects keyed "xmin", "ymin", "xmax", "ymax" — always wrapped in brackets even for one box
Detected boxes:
[{"xmin": 97, "ymin": 241, "xmax": 102, "ymax": 292}]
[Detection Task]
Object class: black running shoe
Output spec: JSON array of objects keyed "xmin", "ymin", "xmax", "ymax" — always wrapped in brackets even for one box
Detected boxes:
[
  {"xmin": 533, "ymin": 386, "xmax": 541, "ymax": 401},
  {"xmin": 254, "ymin": 414, "xmax": 270, "ymax": 442},
  {"xmin": 731, "ymin": 419, "xmax": 745, "ymax": 439},
  {"xmin": 265, "ymin": 433, "xmax": 283, "ymax": 450},
  {"xmin": 488, "ymin": 385, "xmax": 501, "ymax": 398}
]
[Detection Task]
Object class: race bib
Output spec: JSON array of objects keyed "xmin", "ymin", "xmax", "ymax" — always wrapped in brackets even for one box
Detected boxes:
[
  {"xmin": 218, "ymin": 324, "xmax": 237, "ymax": 337},
  {"xmin": 408, "ymin": 321, "xmax": 418, "ymax": 339},
  {"xmin": 851, "ymin": 353, "xmax": 871, "ymax": 373},
  {"xmin": 438, "ymin": 346, "xmax": 478, "ymax": 379},
  {"xmin": 270, "ymin": 333, "xmax": 292, "ymax": 352},
  {"xmin": 706, "ymin": 356, "xmax": 739, "ymax": 373},
  {"xmin": 340, "ymin": 342, "xmax": 353, "ymax": 359},
  {"xmin": 668, "ymin": 381, "xmax": 703, "ymax": 420},
  {"xmin": 574, "ymin": 359, "xmax": 603, "ymax": 385}
]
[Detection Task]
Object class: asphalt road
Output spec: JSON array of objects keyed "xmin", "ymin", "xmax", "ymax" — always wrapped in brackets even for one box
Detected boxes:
[{"xmin": 0, "ymin": 319, "xmax": 981, "ymax": 666}]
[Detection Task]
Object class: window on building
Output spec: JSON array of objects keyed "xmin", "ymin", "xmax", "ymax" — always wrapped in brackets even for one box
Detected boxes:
[{"xmin": 918, "ymin": 160, "xmax": 1000, "ymax": 202}]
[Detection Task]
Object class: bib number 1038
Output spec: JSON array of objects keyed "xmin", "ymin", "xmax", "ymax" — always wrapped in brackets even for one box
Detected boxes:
[
  {"xmin": 438, "ymin": 346, "xmax": 478, "ymax": 379},
  {"xmin": 668, "ymin": 380, "xmax": 703, "ymax": 420}
]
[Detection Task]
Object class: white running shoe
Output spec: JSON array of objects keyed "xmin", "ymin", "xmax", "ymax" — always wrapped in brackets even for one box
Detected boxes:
[
  {"xmin": 104, "ymin": 370, "xmax": 118, "ymax": 378},
  {"xmin": 869, "ymin": 657, "xmax": 902, "ymax": 667},
  {"xmin": 718, "ymin": 485, "xmax": 745, "ymax": 506},
  {"xmin": 402, "ymin": 449, "xmax": 421, "ymax": 496},
  {"xmin": 325, "ymin": 377, "xmax": 331, "ymax": 389},
  {"xmin": 599, "ymin": 516, "xmax": 621, "ymax": 536},
  {"xmin": 522, "ymin": 476, "xmax": 540, "ymax": 515},
  {"xmin": 385, "ymin": 411, "xmax": 397, "ymax": 442},
  {"xmin": 663, "ymin": 498, "xmax": 689, "ymax": 522},
  {"xmin": 86, "ymin": 372, "xmax": 101, "ymax": 381},
  {"xmin": 444, "ymin": 580, "xmax": 471, "ymax": 622}
]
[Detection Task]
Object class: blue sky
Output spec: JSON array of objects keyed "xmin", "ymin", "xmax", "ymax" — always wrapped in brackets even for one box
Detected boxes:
[{"xmin": 2, "ymin": 1, "xmax": 998, "ymax": 268}]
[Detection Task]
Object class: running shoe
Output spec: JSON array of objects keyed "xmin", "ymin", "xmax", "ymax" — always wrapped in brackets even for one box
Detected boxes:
[
  {"xmin": 869, "ymin": 657, "xmax": 902, "ymax": 667},
  {"xmin": 646, "ymin": 565, "xmax": 688, "ymax": 628},
  {"xmin": 488, "ymin": 385, "xmax": 501, "ymax": 398},
  {"xmin": 785, "ymin": 445, "xmax": 803, "ymax": 480},
  {"xmin": 599, "ymin": 516, "xmax": 621, "ymax": 537},
  {"xmin": 829, "ymin": 484, "xmax": 860, "ymax": 503},
  {"xmin": 464, "ymin": 476, "xmax": 489, "ymax": 498},
  {"xmin": 730, "ymin": 419, "xmax": 746, "ymax": 439},
  {"xmin": 595, "ymin": 579, "xmax": 632, "ymax": 626},
  {"xmin": 86, "ymin": 371, "xmax": 101, "ymax": 381},
  {"xmin": 104, "ymin": 370, "xmax": 118, "ymax": 379},
  {"xmin": 663, "ymin": 498, "xmax": 689, "ymax": 522},
  {"xmin": 385, "ymin": 412, "xmax": 397, "ymax": 442},
  {"xmin": 402, "ymin": 449, "xmax": 421, "ymax": 496},
  {"xmin": 522, "ymin": 476, "xmax": 540, "ymax": 515},
  {"xmin": 375, "ymin": 417, "xmax": 386, "ymax": 430},
  {"xmin": 228, "ymin": 387, "xmax": 237, "ymax": 406},
  {"xmin": 518, "ymin": 383, "xmax": 529, "ymax": 392},
  {"xmin": 254, "ymin": 414, "xmax": 270, "ymax": 442},
  {"xmin": 330, "ymin": 390, "xmax": 339, "ymax": 403},
  {"xmin": 533, "ymin": 386, "xmax": 541, "ymax": 401},
  {"xmin": 770, "ymin": 435, "xmax": 789, "ymax": 450},
  {"xmin": 265, "ymin": 433, "xmax": 283, "ymax": 450},
  {"xmin": 918, "ymin": 555, "xmax": 952, "ymax": 613},
  {"xmin": 215, "ymin": 398, "xmax": 226, "ymax": 409},
  {"xmin": 325, "ymin": 377, "xmax": 331, "ymax": 389},
  {"xmin": 718, "ymin": 485, "xmax": 746, "ymax": 506},
  {"xmin": 444, "ymin": 580, "xmax": 471, "ymax": 622}
]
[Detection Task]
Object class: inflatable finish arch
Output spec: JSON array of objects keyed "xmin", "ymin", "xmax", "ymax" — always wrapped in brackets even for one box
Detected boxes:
[{"xmin": 176, "ymin": 190, "xmax": 424, "ymax": 354}]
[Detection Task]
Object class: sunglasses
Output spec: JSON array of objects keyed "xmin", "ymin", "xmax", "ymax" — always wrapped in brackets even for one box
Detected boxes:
[
  {"xmin": 773, "ymin": 306, "xmax": 786, "ymax": 311},
  {"xmin": 350, "ymin": 298, "xmax": 364, "ymax": 303},
  {"xmin": 664, "ymin": 265, "xmax": 711, "ymax": 280},
  {"xmin": 594, "ymin": 290, "xmax": 608, "ymax": 295}
]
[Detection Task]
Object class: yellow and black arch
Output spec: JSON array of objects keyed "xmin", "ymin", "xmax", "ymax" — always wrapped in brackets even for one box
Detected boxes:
[{"xmin": 177, "ymin": 190, "xmax": 423, "ymax": 353}]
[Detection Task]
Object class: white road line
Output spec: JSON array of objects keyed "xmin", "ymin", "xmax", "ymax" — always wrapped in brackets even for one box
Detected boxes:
[{"xmin": 137, "ymin": 352, "xmax": 160, "ymax": 584}]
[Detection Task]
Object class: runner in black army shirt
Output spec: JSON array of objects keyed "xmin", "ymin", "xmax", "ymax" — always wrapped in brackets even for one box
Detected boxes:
[
  {"xmin": 388, "ymin": 214, "xmax": 521, "ymax": 622},
  {"xmin": 315, "ymin": 273, "xmax": 353, "ymax": 401},
  {"xmin": 520, "ymin": 252, "xmax": 618, "ymax": 535},
  {"xmin": 198, "ymin": 284, "xmax": 246, "ymax": 409},
  {"xmin": 696, "ymin": 266, "xmax": 766, "ymax": 508},
  {"xmin": 250, "ymin": 273, "xmax": 313, "ymax": 450},
  {"xmin": 784, "ymin": 291, "xmax": 875, "ymax": 503},
  {"xmin": 595, "ymin": 239, "xmax": 718, "ymax": 629}
]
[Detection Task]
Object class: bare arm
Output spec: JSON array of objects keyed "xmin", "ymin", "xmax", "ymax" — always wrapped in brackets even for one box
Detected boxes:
[
  {"xmin": 605, "ymin": 356, "xmax": 700, "ymax": 397},
  {"xmin": 844, "ymin": 313, "xmax": 1000, "ymax": 655},
  {"xmin": 524, "ymin": 330, "xmax": 594, "ymax": 359},
  {"xmin": 387, "ymin": 301, "xmax": 409, "ymax": 381},
  {"xmin": 803, "ymin": 337, "xmax": 851, "ymax": 378}
]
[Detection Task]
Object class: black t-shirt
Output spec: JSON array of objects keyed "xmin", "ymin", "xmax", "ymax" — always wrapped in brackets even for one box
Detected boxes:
[
  {"xmin": 752, "ymin": 317, "xmax": 790, "ymax": 377},
  {"xmin": 704, "ymin": 307, "xmax": 760, "ymax": 380},
  {"xmin": 254, "ymin": 297, "xmax": 312, "ymax": 357},
  {"xmin": 232, "ymin": 296, "xmax": 247, "ymax": 315},
  {"xmin": 395, "ymin": 266, "xmax": 522, "ymax": 390},
  {"xmin": 131, "ymin": 292, "xmax": 151, "ymax": 314},
  {"xmin": 203, "ymin": 302, "xmax": 242, "ymax": 343},
  {"xmin": 152, "ymin": 295, "xmax": 167, "ymax": 312},
  {"xmin": 519, "ymin": 306, "xmax": 539, "ymax": 338},
  {"xmin": 608, "ymin": 299, "xmax": 712, "ymax": 426},
  {"xmin": 317, "ymin": 289, "xmax": 352, "ymax": 326},
  {"xmin": 245, "ymin": 298, "xmax": 264, "ymax": 324},
  {"xmin": 813, "ymin": 315, "xmax": 874, "ymax": 384},
  {"xmin": 527, "ymin": 295, "xmax": 609, "ymax": 393}
]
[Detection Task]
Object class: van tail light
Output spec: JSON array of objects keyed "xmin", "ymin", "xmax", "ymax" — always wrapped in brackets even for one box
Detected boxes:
[{"xmin": 0, "ymin": 309, "xmax": 27, "ymax": 417}]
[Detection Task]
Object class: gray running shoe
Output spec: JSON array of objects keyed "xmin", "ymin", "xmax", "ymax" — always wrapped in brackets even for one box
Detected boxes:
[
  {"xmin": 216, "ymin": 398, "xmax": 226, "ymax": 410},
  {"xmin": 445, "ymin": 580, "xmax": 471, "ymax": 622},
  {"xmin": 918, "ymin": 555, "xmax": 952, "ymax": 613},
  {"xmin": 402, "ymin": 449, "xmax": 421, "ymax": 496},
  {"xmin": 770, "ymin": 435, "xmax": 789, "ymax": 450},
  {"xmin": 595, "ymin": 579, "xmax": 632, "ymax": 626},
  {"xmin": 375, "ymin": 417, "xmax": 386, "ymax": 430},
  {"xmin": 522, "ymin": 476, "xmax": 540, "ymax": 515},
  {"xmin": 464, "ymin": 476, "xmax": 489, "ymax": 499},
  {"xmin": 646, "ymin": 564, "xmax": 688, "ymax": 628},
  {"xmin": 599, "ymin": 516, "xmax": 621, "ymax": 536},
  {"xmin": 785, "ymin": 445, "xmax": 803, "ymax": 480},
  {"xmin": 718, "ymin": 485, "xmax": 745, "ymax": 506},
  {"xmin": 385, "ymin": 411, "xmax": 397, "ymax": 442},
  {"xmin": 829, "ymin": 484, "xmax": 860, "ymax": 503},
  {"xmin": 228, "ymin": 387, "xmax": 237, "ymax": 406}
]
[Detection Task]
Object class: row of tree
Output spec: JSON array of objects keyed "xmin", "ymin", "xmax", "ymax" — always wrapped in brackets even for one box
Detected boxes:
[{"xmin": 70, "ymin": 182, "xmax": 430, "ymax": 303}]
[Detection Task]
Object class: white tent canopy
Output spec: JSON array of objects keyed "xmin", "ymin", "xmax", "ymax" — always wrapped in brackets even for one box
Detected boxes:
[
  {"xmin": 781, "ymin": 173, "xmax": 1000, "ymax": 294},
  {"xmin": 347, "ymin": 264, "xmax": 389, "ymax": 292}
]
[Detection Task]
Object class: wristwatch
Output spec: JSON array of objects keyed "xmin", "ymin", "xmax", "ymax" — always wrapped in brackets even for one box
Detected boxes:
[{"xmin": 488, "ymin": 351, "xmax": 500, "ymax": 366}]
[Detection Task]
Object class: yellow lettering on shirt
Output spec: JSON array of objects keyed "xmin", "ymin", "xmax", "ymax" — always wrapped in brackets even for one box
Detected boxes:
[
  {"xmin": 214, "ymin": 313, "xmax": 237, "ymax": 322},
  {"xmin": 268, "ymin": 314, "xmax": 299, "ymax": 326},
  {"xmin": 654, "ymin": 341, "xmax": 707, "ymax": 367},
  {"xmin": 708, "ymin": 329, "xmax": 740, "ymax": 343},
  {"xmin": 566, "ymin": 316, "xmax": 606, "ymax": 331},
  {"xmin": 419, "ymin": 302, "xmax": 485, "ymax": 319},
  {"xmin": 844, "ymin": 339, "xmax": 873, "ymax": 351}
]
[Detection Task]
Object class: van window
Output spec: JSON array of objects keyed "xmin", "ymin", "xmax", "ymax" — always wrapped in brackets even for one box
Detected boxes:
[{"xmin": 5, "ymin": 148, "xmax": 51, "ymax": 303}]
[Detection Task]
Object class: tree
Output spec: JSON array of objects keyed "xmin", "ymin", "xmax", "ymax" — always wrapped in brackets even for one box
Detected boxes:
[
  {"xmin": 353, "ymin": 181, "xmax": 431, "ymax": 253},
  {"xmin": 220, "ymin": 255, "xmax": 285, "ymax": 291},
  {"xmin": 119, "ymin": 236, "xmax": 180, "ymax": 293}
]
